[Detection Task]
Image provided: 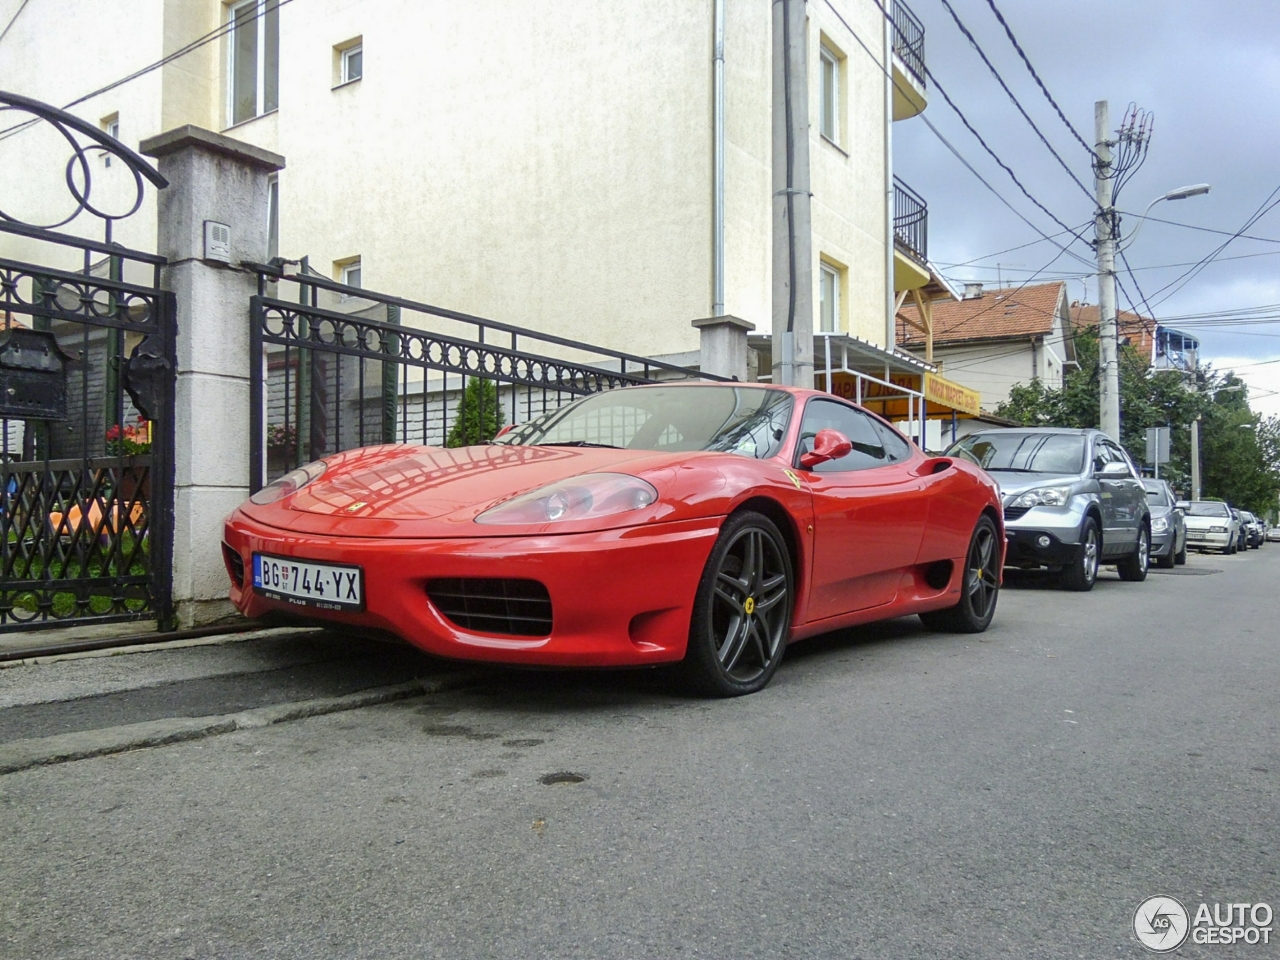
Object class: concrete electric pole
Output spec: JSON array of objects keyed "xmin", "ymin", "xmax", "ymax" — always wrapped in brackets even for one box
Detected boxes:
[
  {"xmin": 1190, "ymin": 415, "xmax": 1201, "ymax": 501},
  {"xmin": 1094, "ymin": 100, "xmax": 1121, "ymax": 442},
  {"xmin": 771, "ymin": 0, "xmax": 813, "ymax": 388}
]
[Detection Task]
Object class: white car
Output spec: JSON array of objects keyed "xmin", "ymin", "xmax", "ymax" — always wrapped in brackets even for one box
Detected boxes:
[{"xmin": 1179, "ymin": 500, "xmax": 1239, "ymax": 554}]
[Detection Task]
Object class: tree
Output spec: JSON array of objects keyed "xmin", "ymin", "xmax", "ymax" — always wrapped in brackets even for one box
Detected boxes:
[
  {"xmin": 995, "ymin": 324, "xmax": 1280, "ymax": 513},
  {"xmin": 446, "ymin": 377, "xmax": 505, "ymax": 448}
]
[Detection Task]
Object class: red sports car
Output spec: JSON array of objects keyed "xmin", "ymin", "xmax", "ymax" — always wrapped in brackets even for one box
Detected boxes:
[{"xmin": 223, "ymin": 383, "xmax": 1003, "ymax": 696}]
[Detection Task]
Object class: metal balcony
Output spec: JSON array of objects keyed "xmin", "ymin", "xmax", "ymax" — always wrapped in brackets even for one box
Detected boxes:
[
  {"xmin": 893, "ymin": 177, "xmax": 927, "ymax": 265},
  {"xmin": 892, "ymin": 0, "xmax": 926, "ymax": 89}
]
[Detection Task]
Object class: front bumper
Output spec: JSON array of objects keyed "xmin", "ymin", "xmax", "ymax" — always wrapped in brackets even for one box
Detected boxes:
[
  {"xmin": 1003, "ymin": 529, "xmax": 1080, "ymax": 567},
  {"xmin": 1186, "ymin": 528, "xmax": 1231, "ymax": 549},
  {"xmin": 1150, "ymin": 528, "xmax": 1175, "ymax": 557},
  {"xmin": 1001, "ymin": 500, "xmax": 1088, "ymax": 566},
  {"xmin": 223, "ymin": 510, "xmax": 721, "ymax": 667}
]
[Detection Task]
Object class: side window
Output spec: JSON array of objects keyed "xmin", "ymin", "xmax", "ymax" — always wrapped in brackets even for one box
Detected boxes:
[
  {"xmin": 1101, "ymin": 441, "xmax": 1133, "ymax": 477},
  {"xmin": 869, "ymin": 417, "xmax": 912, "ymax": 462},
  {"xmin": 1091, "ymin": 440, "xmax": 1113, "ymax": 474},
  {"xmin": 797, "ymin": 399, "xmax": 889, "ymax": 473}
]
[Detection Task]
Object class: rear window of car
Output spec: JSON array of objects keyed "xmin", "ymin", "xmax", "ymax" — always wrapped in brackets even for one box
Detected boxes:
[{"xmin": 1186, "ymin": 501, "xmax": 1231, "ymax": 517}]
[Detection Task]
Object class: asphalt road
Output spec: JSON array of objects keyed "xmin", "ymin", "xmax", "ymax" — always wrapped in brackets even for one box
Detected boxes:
[{"xmin": 1, "ymin": 549, "xmax": 1277, "ymax": 959}]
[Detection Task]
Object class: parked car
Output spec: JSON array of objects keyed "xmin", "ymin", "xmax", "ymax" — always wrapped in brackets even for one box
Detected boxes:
[
  {"xmin": 1267, "ymin": 523, "xmax": 1280, "ymax": 543},
  {"xmin": 946, "ymin": 427, "xmax": 1151, "ymax": 591},
  {"xmin": 1143, "ymin": 479, "xmax": 1186, "ymax": 568},
  {"xmin": 1180, "ymin": 500, "xmax": 1238, "ymax": 554},
  {"xmin": 224, "ymin": 383, "xmax": 1005, "ymax": 697},
  {"xmin": 1239, "ymin": 511, "xmax": 1264, "ymax": 548},
  {"xmin": 1230, "ymin": 508, "xmax": 1249, "ymax": 551}
]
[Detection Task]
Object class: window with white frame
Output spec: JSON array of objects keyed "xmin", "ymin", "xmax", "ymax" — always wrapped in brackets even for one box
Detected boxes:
[
  {"xmin": 266, "ymin": 174, "xmax": 279, "ymax": 261},
  {"xmin": 819, "ymin": 262, "xmax": 840, "ymax": 333},
  {"xmin": 339, "ymin": 258, "xmax": 362, "ymax": 293},
  {"xmin": 229, "ymin": 0, "xmax": 280, "ymax": 126},
  {"xmin": 100, "ymin": 113, "xmax": 119, "ymax": 166},
  {"xmin": 339, "ymin": 41, "xmax": 362, "ymax": 84},
  {"xmin": 819, "ymin": 42, "xmax": 840, "ymax": 144}
]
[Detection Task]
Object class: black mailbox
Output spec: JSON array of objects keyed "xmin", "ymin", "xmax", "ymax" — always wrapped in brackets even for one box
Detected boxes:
[{"xmin": 0, "ymin": 327, "xmax": 72, "ymax": 420}]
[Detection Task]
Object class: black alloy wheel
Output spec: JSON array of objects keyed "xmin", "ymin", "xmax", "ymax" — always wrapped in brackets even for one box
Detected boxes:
[
  {"xmin": 1061, "ymin": 517, "xmax": 1101, "ymax": 591},
  {"xmin": 919, "ymin": 515, "xmax": 1000, "ymax": 633},
  {"xmin": 682, "ymin": 510, "xmax": 793, "ymax": 697}
]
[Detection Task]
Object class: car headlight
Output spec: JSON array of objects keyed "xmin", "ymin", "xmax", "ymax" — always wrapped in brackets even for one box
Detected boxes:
[
  {"xmin": 249, "ymin": 460, "xmax": 327, "ymax": 505},
  {"xmin": 1151, "ymin": 516, "xmax": 1169, "ymax": 533},
  {"xmin": 475, "ymin": 473, "xmax": 658, "ymax": 525},
  {"xmin": 1011, "ymin": 485, "xmax": 1072, "ymax": 508},
  {"xmin": 1209, "ymin": 525, "xmax": 1227, "ymax": 533}
]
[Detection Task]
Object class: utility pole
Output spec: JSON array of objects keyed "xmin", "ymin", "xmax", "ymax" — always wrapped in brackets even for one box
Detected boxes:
[
  {"xmin": 1190, "ymin": 415, "xmax": 1202, "ymax": 501},
  {"xmin": 771, "ymin": 0, "xmax": 813, "ymax": 387},
  {"xmin": 1094, "ymin": 100, "xmax": 1121, "ymax": 441}
]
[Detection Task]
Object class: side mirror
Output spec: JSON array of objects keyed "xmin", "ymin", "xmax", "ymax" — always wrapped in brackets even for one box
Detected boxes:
[
  {"xmin": 799, "ymin": 429, "xmax": 852, "ymax": 469},
  {"xmin": 1098, "ymin": 461, "xmax": 1130, "ymax": 478},
  {"xmin": 1175, "ymin": 501, "xmax": 1190, "ymax": 510}
]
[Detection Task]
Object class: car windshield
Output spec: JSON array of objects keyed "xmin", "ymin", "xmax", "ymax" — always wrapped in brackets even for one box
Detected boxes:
[
  {"xmin": 1144, "ymin": 484, "xmax": 1170, "ymax": 506},
  {"xmin": 1186, "ymin": 501, "xmax": 1231, "ymax": 518},
  {"xmin": 492, "ymin": 385, "xmax": 794, "ymax": 459},
  {"xmin": 947, "ymin": 432, "xmax": 1085, "ymax": 474}
]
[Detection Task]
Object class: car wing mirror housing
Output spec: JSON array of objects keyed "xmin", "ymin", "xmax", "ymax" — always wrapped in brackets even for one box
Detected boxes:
[
  {"xmin": 1175, "ymin": 501, "xmax": 1190, "ymax": 510},
  {"xmin": 799, "ymin": 429, "xmax": 853, "ymax": 469},
  {"xmin": 1098, "ymin": 461, "xmax": 1130, "ymax": 478}
]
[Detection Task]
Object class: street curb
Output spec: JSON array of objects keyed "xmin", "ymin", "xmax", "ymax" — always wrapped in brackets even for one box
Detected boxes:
[{"xmin": 0, "ymin": 672, "xmax": 479, "ymax": 776}]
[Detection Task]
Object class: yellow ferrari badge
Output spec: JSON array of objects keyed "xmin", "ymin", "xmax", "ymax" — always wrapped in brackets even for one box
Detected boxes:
[
  {"xmin": 783, "ymin": 469, "xmax": 803, "ymax": 490},
  {"xmin": 344, "ymin": 501, "xmax": 367, "ymax": 513},
  {"xmin": 744, "ymin": 596, "xmax": 756, "ymax": 615}
]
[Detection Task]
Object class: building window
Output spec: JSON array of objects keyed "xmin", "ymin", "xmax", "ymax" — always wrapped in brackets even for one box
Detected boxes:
[
  {"xmin": 229, "ymin": 0, "xmax": 280, "ymax": 126},
  {"xmin": 337, "ymin": 258, "xmax": 362, "ymax": 296},
  {"xmin": 337, "ymin": 39, "xmax": 362, "ymax": 85},
  {"xmin": 819, "ymin": 42, "xmax": 840, "ymax": 144},
  {"xmin": 819, "ymin": 262, "xmax": 841, "ymax": 333},
  {"xmin": 100, "ymin": 113, "xmax": 119, "ymax": 166},
  {"xmin": 266, "ymin": 174, "xmax": 279, "ymax": 261}
]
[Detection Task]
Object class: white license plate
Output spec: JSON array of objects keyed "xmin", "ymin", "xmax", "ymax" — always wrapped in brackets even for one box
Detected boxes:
[{"xmin": 252, "ymin": 554, "xmax": 363, "ymax": 611}]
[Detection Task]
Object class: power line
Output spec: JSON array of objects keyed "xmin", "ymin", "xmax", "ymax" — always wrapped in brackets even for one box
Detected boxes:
[
  {"xmin": 1114, "ymin": 211, "xmax": 1280, "ymax": 245},
  {"xmin": 0, "ymin": 0, "xmax": 298, "ymax": 142},
  {"xmin": 0, "ymin": 0, "xmax": 32, "ymax": 45},
  {"xmin": 939, "ymin": 248, "xmax": 1280, "ymax": 274},
  {"xmin": 979, "ymin": 0, "xmax": 1096, "ymax": 158},
  {"xmin": 936, "ymin": 0, "xmax": 1096, "ymax": 204},
  {"xmin": 935, "ymin": 225, "xmax": 1088, "ymax": 268}
]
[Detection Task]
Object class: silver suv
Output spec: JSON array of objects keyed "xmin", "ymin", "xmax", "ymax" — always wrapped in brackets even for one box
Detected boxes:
[{"xmin": 946, "ymin": 428, "xmax": 1151, "ymax": 591}]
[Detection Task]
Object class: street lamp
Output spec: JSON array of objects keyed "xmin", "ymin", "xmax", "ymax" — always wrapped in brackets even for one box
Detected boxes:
[{"xmin": 1119, "ymin": 184, "xmax": 1213, "ymax": 251}]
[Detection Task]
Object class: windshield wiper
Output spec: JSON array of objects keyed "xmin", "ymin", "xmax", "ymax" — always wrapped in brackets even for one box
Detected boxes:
[
  {"xmin": 984, "ymin": 466, "xmax": 1042, "ymax": 473},
  {"xmin": 538, "ymin": 441, "xmax": 624, "ymax": 449}
]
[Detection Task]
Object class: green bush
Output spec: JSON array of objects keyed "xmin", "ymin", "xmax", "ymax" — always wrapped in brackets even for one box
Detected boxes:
[{"xmin": 446, "ymin": 377, "xmax": 505, "ymax": 448}]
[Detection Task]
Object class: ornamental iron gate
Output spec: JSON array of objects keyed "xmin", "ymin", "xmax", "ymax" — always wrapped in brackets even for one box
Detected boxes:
[
  {"xmin": 249, "ymin": 263, "xmax": 726, "ymax": 490},
  {"xmin": 0, "ymin": 92, "xmax": 176, "ymax": 632}
]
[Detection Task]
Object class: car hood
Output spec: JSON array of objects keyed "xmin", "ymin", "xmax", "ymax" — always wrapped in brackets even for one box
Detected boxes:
[
  {"xmin": 985, "ymin": 470, "xmax": 1084, "ymax": 498},
  {"xmin": 1183, "ymin": 514, "xmax": 1231, "ymax": 528},
  {"xmin": 1147, "ymin": 504, "xmax": 1176, "ymax": 521},
  {"xmin": 239, "ymin": 443, "xmax": 733, "ymax": 537}
]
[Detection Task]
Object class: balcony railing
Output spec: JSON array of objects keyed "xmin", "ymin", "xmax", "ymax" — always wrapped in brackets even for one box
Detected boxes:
[
  {"xmin": 893, "ymin": 176, "xmax": 927, "ymax": 264},
  {"xmin": 892, "ymin": 0, "xmax": 926, "ymax": 89}
]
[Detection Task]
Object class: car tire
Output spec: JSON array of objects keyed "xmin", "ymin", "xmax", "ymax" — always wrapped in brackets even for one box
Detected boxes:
[
  {"xmin": 680, "ymin": 510, "xmax": 793, "ymax": 697},
  {"xmin": 1155, "ymin": 545, "xmax": 1175, "ymax": 569},
  {"xmin": 1174, "ymin": 539, "xmax": 1187, "ymax": 565},
  {"xmin": 1117, "ymin": 525, "xmax": 1150, "ymax": 582},
  {"xmin": 1060, "ymin": 517, "xmax": 1101, "ymax": 592},
  {"xmin": 919, "ymin": 515, "xmax": 1000, "ymax": 634}
]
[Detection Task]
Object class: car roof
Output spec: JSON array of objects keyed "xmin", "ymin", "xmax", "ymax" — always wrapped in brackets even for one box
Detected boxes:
[{"xmin": 961, "ymin": 426, "xmax": 1097, "ymax": 437}]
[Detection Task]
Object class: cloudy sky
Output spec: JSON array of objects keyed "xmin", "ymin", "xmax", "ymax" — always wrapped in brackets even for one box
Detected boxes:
[{"xmin": 891, "ymin": 0, "xmax": 1280, "ymax": 415}]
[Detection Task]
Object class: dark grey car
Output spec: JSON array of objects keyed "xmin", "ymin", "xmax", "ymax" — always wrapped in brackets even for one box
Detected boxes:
[
  {"xmin": 1143, "ymin": 479, "xmax": 1187, "ymax": 568},
  {"xmin": 947, "ymin": 428, "xmax": 1152, "ymax": 591}
]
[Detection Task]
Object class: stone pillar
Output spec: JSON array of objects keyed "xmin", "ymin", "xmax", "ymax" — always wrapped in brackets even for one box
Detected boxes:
[
  {"xmin": 140, "ymin": 126, "xmax": 285, "ymax": 628},
  {"xmin": 692, "ymin": 315, "xmax": 755, "ymax": 382}
]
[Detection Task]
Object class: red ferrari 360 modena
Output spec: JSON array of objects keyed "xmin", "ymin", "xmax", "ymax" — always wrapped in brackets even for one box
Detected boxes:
[{"xmin": 223, "ymin": 383, "xmax": 1003, "ymax": 696}]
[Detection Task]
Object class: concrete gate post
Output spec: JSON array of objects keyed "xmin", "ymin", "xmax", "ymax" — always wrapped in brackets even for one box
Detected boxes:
[
  {"xmin": 691, "ymin": 315, "xmax": 755, "ymax": 382},
  {"xmin": 140, "ymin": 126, "xmax": 285, "ymax": 628}
]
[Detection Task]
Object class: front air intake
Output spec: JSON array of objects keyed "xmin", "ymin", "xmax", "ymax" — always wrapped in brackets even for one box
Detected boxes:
[
  {"xmin": 222, "ymin": 543, "xmax": 245, "ymax": 589},
  {"xmin": 426, "ymin": 578, "xmax": 553, "ymax": 637}
]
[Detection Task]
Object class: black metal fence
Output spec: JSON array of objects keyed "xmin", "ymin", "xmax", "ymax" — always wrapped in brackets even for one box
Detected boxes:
[
  {"xmin": 0, "ymin": 91, "xmax": 175, "ymax": 631},
  {"xmin": 893, "ymin": 176, "xmax": 928, "ymax": 265},
  {"xmin": 891, "ymin": 0, "xmax": 926, "ymax": 89},
  {"xmin": 249, "ymin": 265, "xmax": 726, "ymax": 491}
]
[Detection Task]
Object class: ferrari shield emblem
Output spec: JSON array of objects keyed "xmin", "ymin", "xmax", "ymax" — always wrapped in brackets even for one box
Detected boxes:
[{"xmin": 783, "ymin": 469, "xmax": 804, "ymax": 490}]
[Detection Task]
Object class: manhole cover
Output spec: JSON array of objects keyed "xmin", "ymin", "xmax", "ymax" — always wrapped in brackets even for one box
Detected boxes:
[
  {"xmin": 1151, "ymin": 568, "xmax": 1221, "ymax": 576},
  {"xmin": 539, "ymin": 772, "xmax": 586, "ymax": 785}
]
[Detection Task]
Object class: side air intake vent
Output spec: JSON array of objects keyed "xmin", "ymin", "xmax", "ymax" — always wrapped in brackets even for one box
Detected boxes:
[
  {"xmin": 222, "ymin": 543, "xmax": 245, "ymax": 589},
  {"xmin": 426, "ymin": 578, "xmax": 553, "ymax": 637}
]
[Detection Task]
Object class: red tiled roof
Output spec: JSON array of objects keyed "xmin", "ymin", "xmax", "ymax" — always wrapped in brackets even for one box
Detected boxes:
[
  {"xmin": 897, "ymin": 281, "xmax": 1066, "ymax": 348},
  {"xmin": 1069, "ymin": 303, "xmax": 1155, "ymax": 361}
]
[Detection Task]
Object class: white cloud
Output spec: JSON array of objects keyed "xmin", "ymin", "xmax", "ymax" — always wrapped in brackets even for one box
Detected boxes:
[{"xmin": 1203, "ymin": 355, "xmax": 1280, "ymax": 419}]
